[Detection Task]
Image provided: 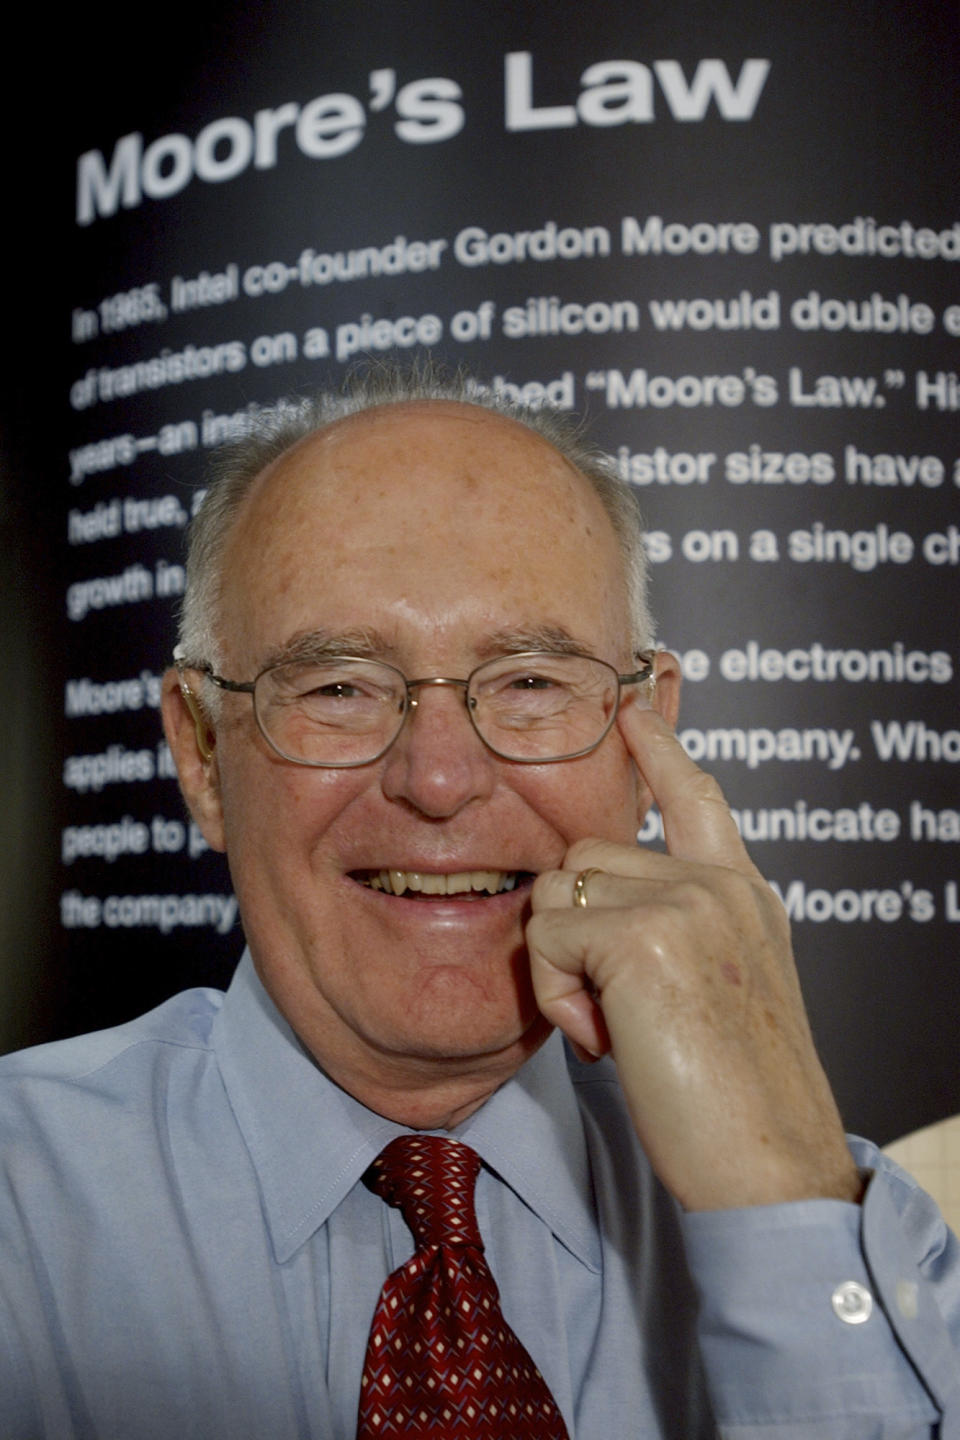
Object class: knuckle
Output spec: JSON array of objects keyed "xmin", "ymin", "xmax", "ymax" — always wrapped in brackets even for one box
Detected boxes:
[
  {"xmin": 531, "ymin": 869, "xmax": 569, "ymax": 910},
  {"xmin": 687, "ymin": 868, "xmax": 771, "ymax": 937},
  {"xmin": 565, "ymin": 836, "xmax": 609, "ymax": 870},
  {"xmin": 623, "ymin": 899, "xmax": 674, "ymax": 949},
  {"xmin": 684, "ymin": 767, "xmax": 729, "ymax": 810},
  {"xmin": 524, "ymin": 912, "xmax": 546, "ymax": 950}
]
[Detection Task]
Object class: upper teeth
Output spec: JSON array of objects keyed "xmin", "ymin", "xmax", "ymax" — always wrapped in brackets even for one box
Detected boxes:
[{"xmin": 365, "ymin": 870, "xmax": 518, "ymax": 896}]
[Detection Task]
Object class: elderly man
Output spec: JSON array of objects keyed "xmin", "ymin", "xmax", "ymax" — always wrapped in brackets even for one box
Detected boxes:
[{"xmin": 1, "ymin": 371, "xmax": 958, "ymax": 1438}]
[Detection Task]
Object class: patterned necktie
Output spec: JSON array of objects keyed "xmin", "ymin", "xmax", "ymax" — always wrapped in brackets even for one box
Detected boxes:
[{"xmin": 358, "ymin": 1134, "xmax": 570, "ymax": 1438}]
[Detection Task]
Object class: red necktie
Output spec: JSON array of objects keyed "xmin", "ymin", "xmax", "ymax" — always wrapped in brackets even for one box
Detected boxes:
[{"xmin": 357, "ymin": 1134, "xmax": 570, "ymax": 1438}]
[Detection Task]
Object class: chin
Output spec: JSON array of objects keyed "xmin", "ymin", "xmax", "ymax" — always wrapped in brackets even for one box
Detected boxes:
[{"xmin": 372, "ymin": 988, "xmax": 550, "ymax": 1067}]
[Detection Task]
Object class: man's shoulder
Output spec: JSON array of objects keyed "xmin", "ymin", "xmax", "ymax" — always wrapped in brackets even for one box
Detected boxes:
[
  {"xmin": 0, "ymin": 987, "xmax": 233, "ymax": 1234},
  {"xmin": 0, "ymin": 986, "xmax": 225, "ymax": 1101}
]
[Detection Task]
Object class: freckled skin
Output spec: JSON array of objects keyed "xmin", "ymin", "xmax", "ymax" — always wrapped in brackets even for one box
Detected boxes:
[{"xmin": 174, "ymin": 402, "xmax": 654, "ymax": 1127}]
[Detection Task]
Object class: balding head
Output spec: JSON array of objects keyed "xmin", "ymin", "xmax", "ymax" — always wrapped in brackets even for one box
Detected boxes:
[{"xmin": 177, "ymin": 369, "xmax": 653, "ymax": 688}]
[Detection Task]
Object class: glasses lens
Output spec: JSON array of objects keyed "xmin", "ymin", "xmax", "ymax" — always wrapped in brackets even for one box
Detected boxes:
[
  {"xmin": 469, "ymin": 654, "xmax": 619, "ymax": 761},
  {"xmin": 255, "ymin": 659, "xmax": 404, "ymax": 765}
]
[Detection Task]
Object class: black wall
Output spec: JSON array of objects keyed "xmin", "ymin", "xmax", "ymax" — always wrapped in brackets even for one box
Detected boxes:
[{"xmin": 4, "ymin": 0, "xmax": 959, "ymax": 1144}]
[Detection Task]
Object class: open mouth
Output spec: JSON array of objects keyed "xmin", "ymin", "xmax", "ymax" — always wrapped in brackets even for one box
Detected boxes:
[{"xmin": 353, "ymin": 869, "xmax": 535, "ymax": 898}]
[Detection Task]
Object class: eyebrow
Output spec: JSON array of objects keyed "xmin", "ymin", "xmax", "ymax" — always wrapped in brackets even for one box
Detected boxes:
[
  {"xmin": 477, "ymin": 626, "xmax": 594, "ymax": 659},
  {"xmin": 258, "ymin": 623, "xmax": 598, "ymax": 671},
  {"xmin": 259, "ymin": 628, "xmax": 396, "ymax": 669}
]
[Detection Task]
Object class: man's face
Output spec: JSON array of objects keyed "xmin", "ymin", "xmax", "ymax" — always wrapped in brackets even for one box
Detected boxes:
[{"xmin": 189, "ymin": 402, "xmax": 649, "ymax": 1102}]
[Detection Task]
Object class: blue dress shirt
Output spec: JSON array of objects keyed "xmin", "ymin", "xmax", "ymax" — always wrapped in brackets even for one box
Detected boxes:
[{"xmin": 0, "ymin": 952, "xmax": 958, "ymax": 1438}]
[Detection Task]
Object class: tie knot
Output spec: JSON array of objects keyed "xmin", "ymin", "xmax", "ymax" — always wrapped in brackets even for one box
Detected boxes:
[{"xmin": 366, "ymin": 1135, "xmax": 483, "ymax": 1249}]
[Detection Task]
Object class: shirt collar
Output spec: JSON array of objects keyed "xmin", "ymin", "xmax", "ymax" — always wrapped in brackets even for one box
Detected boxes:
[
  {"xmin": 456, "ymin": 1036, "xmax": 601, "ymax": 1271},
  {"xmin": 215, "ymin": 951, "xmax": 600, "ymax": 1270}
]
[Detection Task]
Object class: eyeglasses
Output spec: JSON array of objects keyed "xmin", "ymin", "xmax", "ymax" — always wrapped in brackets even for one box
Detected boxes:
[{"xmin": 183, "ymin": 650, "xmax": 656, "ymax": 768}]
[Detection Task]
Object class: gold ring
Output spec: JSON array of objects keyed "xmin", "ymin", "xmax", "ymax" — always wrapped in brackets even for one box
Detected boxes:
[{"xmin": 572, "ymin": 867, "xmax": 605, "ymax": 908}]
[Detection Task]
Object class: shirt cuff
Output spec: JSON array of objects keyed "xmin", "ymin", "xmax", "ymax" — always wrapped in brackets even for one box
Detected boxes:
[{"xmin": 680, "ymin": 1176, "xmax": 943, "ymax": 1435}]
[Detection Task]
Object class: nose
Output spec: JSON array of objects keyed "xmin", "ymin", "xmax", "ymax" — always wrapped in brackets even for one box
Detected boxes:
[{"xmin": 379, "ymin": 680, "xmax": 496, "ymax": 818}]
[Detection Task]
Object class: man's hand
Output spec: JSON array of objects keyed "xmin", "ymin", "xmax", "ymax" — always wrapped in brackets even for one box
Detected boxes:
[{"xmin": 526, "ymin": 702, "xmax": 861, "ymax": 1212}]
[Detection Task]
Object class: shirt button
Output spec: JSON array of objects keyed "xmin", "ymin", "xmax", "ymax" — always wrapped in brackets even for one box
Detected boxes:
[{"xmin": 831, "ymin": 1280, "xmax": 873, "ymax": 1325}]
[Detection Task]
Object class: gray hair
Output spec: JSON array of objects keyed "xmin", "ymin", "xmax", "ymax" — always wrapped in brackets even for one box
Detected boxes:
[{"xmin": 178, "ymin": 364, "xmax": 653, "ymax": 689}]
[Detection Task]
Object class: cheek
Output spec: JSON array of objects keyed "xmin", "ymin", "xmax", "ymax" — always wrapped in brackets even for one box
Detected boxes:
[
  {"xmin": 215, "ymin": 737, "xmax": 367, "ymax": 869},
  {"xmin": 517, "ymin": 745, "xmax": 640, "ymax": 849}
]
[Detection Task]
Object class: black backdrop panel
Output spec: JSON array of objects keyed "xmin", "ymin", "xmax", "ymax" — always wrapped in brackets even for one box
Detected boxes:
[{"xmin": 6, "ymin": 0, "xmax": 959, "ymax": 1145}]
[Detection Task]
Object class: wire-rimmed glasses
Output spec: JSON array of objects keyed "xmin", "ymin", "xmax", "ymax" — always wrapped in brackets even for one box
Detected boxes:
[{"xmin": 182, "ymin": 649, "xmax": 656, "ymax": 768}]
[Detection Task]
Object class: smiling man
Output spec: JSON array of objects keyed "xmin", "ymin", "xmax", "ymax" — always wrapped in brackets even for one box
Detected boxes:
[
  {"xmin": 1, "ymin": 371, "xmax": 958, "ymax": 1438},
  {"xmin": 178, "ymin": 391, "xmax": 654, "ymax": 1132}
]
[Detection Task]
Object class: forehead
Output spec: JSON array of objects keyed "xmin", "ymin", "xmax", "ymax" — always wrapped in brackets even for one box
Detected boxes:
[{"xmin": 219, "ymin": 401, "xmax": 630, "ymax": 663}]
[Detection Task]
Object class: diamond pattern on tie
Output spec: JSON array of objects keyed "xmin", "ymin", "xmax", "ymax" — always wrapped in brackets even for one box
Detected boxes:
[{"xmin": 357, "ymin": 1134, "xmax": 569, "ymax": 1438}]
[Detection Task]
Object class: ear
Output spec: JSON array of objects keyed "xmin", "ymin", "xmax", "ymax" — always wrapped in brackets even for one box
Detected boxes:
[{"xmin": 161, "ymin": 668, "xmax": 227, "ymax": 852}]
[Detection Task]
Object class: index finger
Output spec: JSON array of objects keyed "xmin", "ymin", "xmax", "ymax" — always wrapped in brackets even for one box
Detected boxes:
[{"xmin": 618, "ymin": 699, "xmax": 759, "ymax": 874}]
